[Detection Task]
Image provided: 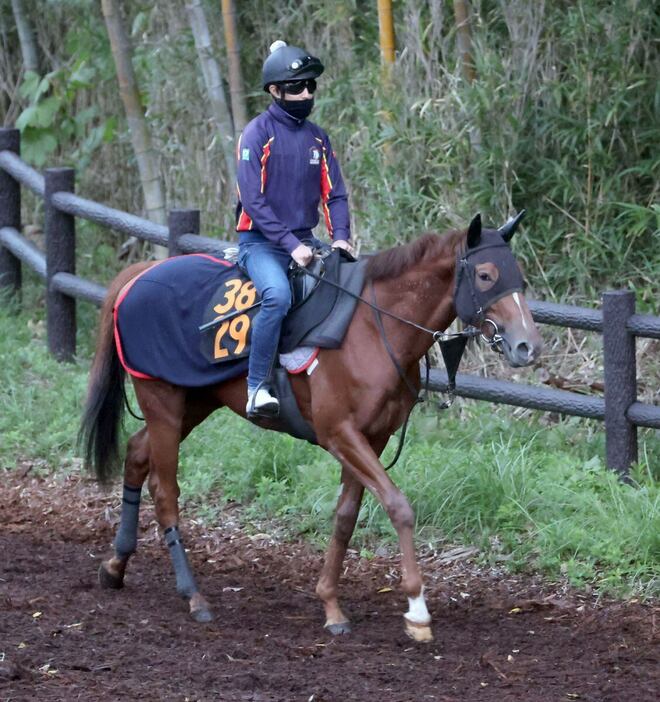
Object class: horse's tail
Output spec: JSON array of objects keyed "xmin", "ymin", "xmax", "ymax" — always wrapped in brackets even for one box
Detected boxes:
[{"xmin": 79, "ymin": 262, "xmax": 152, "ymax": 483}]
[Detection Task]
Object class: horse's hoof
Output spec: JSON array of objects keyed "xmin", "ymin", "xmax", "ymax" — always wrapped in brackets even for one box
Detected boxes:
[
  {"xmin": 404, "ymin": 618, "xmax": 433, "ymax": 643},
  {"xmin": 325, "ymin": 621, "xmax": 352, "ymax": 636},
  {"xmin": 190, "ymin": 606, "xmax": 214, "ymax": 623},
  {"xmin": 98, "ymin": 563, "xmax": 124, "ymax": 590}
]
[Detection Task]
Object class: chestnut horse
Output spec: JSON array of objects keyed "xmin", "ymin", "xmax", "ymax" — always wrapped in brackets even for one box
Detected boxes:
[{"xmin": 80, "ymin": 213, "xmax": 543, "ymax": 642}]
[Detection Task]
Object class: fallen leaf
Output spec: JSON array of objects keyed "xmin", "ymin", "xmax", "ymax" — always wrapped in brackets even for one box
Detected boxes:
[
  {"xmin": 377, "ymin": 587, "xmax": 393, "ymax": 593},
  {"xmin": 509, "ymin": 607, "xmax": 521, "ymax": 614},
  {"xmin": 32, "ymin": 612, "xmax": 42, "ymax": 619}
]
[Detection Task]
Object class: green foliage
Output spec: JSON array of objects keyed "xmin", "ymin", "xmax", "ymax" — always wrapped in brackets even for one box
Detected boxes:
[
  {"xmin": 14, "ymin": 10, "xmax": 117, "ymax": 170},
  {"xmin": 7, "ymin": 0, "xmax": 657, "ymax": 303},
  {"xmin": 178, "ymin": 402, "xmax": 659, "ymax": 596},
  {"xmin": 0, "ymin": 291, "xmax": 86, "ymax": 466},
  {"xmin": 225, "ymin": 0, "xmax": 660, "ymax": 305}
]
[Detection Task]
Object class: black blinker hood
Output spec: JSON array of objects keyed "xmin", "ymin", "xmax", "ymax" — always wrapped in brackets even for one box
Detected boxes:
[{"xmin": 454, "ymin": 240, "xmax": 525, "ymax": 326}]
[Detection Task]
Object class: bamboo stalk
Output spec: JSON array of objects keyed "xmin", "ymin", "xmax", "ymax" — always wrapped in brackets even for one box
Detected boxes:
[
  {"xmin": 11, "ymin": 0, "xmax": 39, "ymax": 74},
  {"xmin": 186, "ymin": 0, "xmax": 236, "ymax": 183},
  {"xmin": 377, "ymin": 0, "xmax": 396, "ymax": 65},
  {"xmin": 101, "ymin": 0, "xmax": 167, "ymax": 258},
  {"xmin": 453, "ymin": 0, "xmax": 476, "ymax": 83},
  {"xmin": 220, "ymin": 0, "xmax": 248, "ymax": 134}
]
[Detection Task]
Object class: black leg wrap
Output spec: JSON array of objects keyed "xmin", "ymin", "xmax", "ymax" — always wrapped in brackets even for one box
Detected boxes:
[
  {"xmin": 164, "ymin": 526, "xmax": 198, "ymax": 599},
  {"xmin": 114, "ymin": 484, "xmax": 142, "ymax": 558}
]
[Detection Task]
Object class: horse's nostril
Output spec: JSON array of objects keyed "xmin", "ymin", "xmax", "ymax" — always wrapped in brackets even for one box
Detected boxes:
[{"xmin": 516, "ymin": 341, "xmax": 531, "ymax": 361}]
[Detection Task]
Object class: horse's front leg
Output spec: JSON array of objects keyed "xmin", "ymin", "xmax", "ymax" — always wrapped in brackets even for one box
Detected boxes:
[
  {"xmin": 325, "ymin": 424, "xmax": 432, "ymax": 642},
  {"xmin": 99, "ymin": 427, "xmax": 150, "ymax": 589},
  {"xmin": 316, "ymin": 467, "xmax": 364, "ymax": 635}
]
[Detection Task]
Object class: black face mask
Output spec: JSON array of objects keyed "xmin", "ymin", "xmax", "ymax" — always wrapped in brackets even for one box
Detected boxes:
[
  {"xmin": 277, "ymin": 97, "xmax": 314, "ymax": 121},
  {"xmin": 454, "ymin": 240, "xmax": 525, "ymax": 326}
]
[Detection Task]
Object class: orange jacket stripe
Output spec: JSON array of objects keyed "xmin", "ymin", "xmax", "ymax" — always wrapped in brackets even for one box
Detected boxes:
[
  {"xmin": 320, "ymin": 147, "xmax": 334, "ymax": 237},
  {"xmin": 260, "ymin": 137, "xmax": 274, "ymax": 194},
  {"xmin": 235, "ymin": 182, "xmax": 253, "ymax": 231},
  {"xmin": 237, "ymin": 209, "xmax": 253, "ymax": 230}
]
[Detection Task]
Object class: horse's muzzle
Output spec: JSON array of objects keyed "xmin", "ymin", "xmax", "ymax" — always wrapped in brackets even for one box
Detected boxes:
[{"xmin": 501, "ymin": 331, "xmax": 543, "ymax": 367}]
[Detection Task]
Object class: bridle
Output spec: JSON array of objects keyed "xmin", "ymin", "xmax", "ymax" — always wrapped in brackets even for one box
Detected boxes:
[
  {"xmin": 480, "ymin": 318, "xmax": 504, "ymax": 354},
  {"xmin": 297, "ymin": 252, "xmax": 500, "ymax": 469}
]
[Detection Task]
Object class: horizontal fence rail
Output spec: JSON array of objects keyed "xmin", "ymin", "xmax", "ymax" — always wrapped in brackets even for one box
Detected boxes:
[
  {"xmin": 429, "ymin": 371, "xmax": 660, "ymax": 430},
  {"xmin": 1, "ymin": 127, "xmax": 658, "ymax": 478}
]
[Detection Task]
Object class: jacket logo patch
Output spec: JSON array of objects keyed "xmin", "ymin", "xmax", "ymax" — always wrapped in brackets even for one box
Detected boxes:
[
  {"xmin": 241, "ymin": 148, "xmax": 250, "ymax": 161},
  {"xmin": 309, "ymin": 147, "xmax": 320, "ymax": 165}
]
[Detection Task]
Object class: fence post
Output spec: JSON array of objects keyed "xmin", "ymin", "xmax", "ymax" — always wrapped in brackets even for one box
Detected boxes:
[
  {"xmin": 0, "ymin": 128, "xmax": 22, "ymax": 297},
  {"xmin": 45, "ymin": 168, "xmax": 76, "ymax": 361},
  {"xmin": 168, "ymin": 208, "xmax": 200, "ymax": 257},
  {"xmin": 602, "ymin": 290, "xmax": 637, "ymax": 479}
]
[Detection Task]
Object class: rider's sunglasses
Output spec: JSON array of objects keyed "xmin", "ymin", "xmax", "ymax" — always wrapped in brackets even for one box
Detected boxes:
[{"xmin": 277, "ymin": 78, "xmax": 317, "ymax": 95}]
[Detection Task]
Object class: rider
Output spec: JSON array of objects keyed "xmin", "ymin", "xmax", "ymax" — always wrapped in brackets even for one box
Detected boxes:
[{"xmin": 236, "ymin": 40, "xmax": 354, "ymax": 417}]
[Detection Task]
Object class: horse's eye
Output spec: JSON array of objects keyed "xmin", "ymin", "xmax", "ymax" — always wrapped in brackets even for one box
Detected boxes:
[{"xmin": 478, "ymin": 272, "xmax": 491, "ymax": 281}]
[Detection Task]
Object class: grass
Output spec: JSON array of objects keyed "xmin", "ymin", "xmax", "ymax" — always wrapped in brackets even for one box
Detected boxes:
[{"xmin": 0, "ymin": 287, "xmax": 658, "ymax": 598}]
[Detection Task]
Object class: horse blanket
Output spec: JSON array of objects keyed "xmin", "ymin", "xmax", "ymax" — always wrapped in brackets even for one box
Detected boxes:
[
  {"xmin": 114, "ymin": 254, "xmax": 252, "ymax": 386},
  {"xmin": 114, "ymin": 252, "xmax": 365, "ymax": 388}
]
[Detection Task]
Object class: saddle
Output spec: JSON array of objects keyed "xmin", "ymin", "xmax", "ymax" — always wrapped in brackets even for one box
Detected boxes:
[{"xmin": 282, "ymin": 247, "xmax": 366, "ymax": 352}]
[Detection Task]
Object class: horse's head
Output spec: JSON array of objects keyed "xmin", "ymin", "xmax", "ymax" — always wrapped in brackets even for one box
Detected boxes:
[{"xmin": 454, "ymin": 212, "xmax": 543, "ymax": 367}]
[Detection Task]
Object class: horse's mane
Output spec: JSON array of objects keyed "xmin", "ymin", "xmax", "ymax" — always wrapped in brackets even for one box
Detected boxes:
[{"xmin": 364, "ymin": 229, "xmax": 464, "ymax": 281}]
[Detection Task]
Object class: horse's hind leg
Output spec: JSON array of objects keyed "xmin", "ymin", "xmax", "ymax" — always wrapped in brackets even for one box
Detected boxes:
[
  {"xmin": 99, "ymin": 427, "xmax": 150, "ymax": 589},
  {"xmin": 143, "ymin": 384, "xmax": 214, "ymax": 623},
  {"xmin": 316, "ymin": 468, "xmax": 364, "ymax": 635}
]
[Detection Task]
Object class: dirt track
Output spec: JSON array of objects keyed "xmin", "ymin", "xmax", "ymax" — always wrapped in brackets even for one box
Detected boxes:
[{"xmin": 0, "ymin": 471, "xmax": 657, "ymax": 702}]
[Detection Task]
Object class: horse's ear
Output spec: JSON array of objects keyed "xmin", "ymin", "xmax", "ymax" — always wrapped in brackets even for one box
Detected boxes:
[
  {"xmin": 498, "ymin": 209, "xmax": 526, "ymax": 242},
  {"xmin": 467, "ymin": 214, "xmax": 482, "ymax": 248}
]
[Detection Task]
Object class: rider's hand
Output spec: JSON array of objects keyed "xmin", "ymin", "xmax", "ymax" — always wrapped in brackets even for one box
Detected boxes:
[
  {"xmin": 291, "ymin": 243, "xmax": 314, "ymax": 267},
  {"xmin": 331, "ymin": 239, "xmax": 355, "ymax": 256}
]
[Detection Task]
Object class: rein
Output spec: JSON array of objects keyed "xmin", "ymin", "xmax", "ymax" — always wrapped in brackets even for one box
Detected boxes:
[
  {"xmin": 299, "ymin": 261, "xmax": 481, "ymax": 469},
  {"xmin": 298, "ymin": 260, "xmax": 480, "ymax": 345}
]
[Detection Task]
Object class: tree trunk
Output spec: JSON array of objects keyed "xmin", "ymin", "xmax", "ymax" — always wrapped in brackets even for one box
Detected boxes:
[
  {"xmin": 101, "ymin": 0, "xmax": 167, "ymax": 258},
  {"xmin": 185, "ymin": 0, "xmax": 236, "ymax": 184},
  {"xmin": 11, "ymin": 0, "xmax": 39, "ymax": 74},
  {"xmin": 220, "ymin": 0, "xmax": 248, "ymax": 134}
]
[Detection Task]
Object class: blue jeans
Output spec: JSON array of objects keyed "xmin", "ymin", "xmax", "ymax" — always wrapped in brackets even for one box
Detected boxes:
[{"xmin": 239, "ymin": 234, "xmax": 324, "ymax": 391}]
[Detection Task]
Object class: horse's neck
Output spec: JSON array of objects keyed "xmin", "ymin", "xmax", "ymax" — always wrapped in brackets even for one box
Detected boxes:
[{"xmin": 372, "ymin": 256, "xmax": 457, "ymax": 365}]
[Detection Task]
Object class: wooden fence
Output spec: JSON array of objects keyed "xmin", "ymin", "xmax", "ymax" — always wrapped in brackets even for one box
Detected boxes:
[{"xmin": 1, "ymin": 127, "xmax": 658, "ymax": 478}]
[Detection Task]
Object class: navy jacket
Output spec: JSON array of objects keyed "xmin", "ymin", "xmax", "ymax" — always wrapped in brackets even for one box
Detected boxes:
[{"xmin": 235, "ymin": 102, "xmax": 350, "ymax": 254}]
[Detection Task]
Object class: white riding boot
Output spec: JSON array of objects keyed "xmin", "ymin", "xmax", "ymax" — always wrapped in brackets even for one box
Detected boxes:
[{"xmin": 246, "ymin": 387, "xmax": 280, "ymax": 416}]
